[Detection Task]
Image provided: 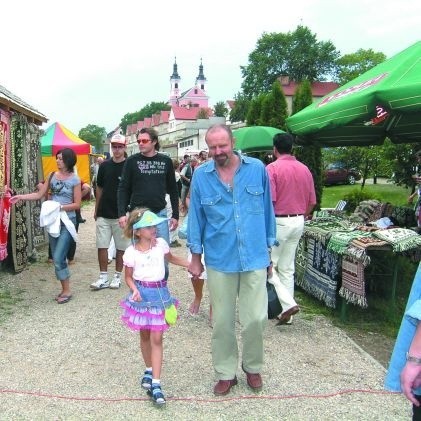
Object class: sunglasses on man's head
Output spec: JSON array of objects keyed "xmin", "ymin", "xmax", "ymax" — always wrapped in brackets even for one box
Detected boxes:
[{"xmin": 137, "ymin": 138, "xmax": 151, "ymax": 144}]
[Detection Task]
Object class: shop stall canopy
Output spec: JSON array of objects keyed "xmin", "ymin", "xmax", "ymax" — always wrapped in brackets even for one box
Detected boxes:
[
  {"xmin": 286, "ymin": 41, "xmax": 421, "ymax": 147},
  {"xmin": 233, "ymin": 125, "xmax": 285, "ymax": 152},
  {"xmin": 40, "ymin": 122, "xmax": 92, "ymax": 183}
]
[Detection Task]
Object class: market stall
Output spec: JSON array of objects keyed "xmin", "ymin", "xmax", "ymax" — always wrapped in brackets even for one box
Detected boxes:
[
  {"xmin": 295, "ymin": 205, "xmax": 421, "ymax": 320},
  {"xmin": 40, "ymin": 122, "xmax": 92, "ymax": 183},
  {"xmin": 0, "ymin": 83, "xmax": 48, "ymax": 272}
]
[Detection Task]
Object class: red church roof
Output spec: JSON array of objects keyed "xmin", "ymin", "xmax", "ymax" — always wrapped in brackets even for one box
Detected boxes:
[
  {"xmin": 159, "ymin": 110, "xmax": 170, "ymax": 124},
  {"xmin": 278, "ymin": 76, "xmax": 339, "ymax": 97},
  {"xmin": 152, "ymin": 113, "xmax": 161, "ymax": 126},
  {"xmin": 171, "ymin": 105, "xmax": 202, "ymax": 120}
]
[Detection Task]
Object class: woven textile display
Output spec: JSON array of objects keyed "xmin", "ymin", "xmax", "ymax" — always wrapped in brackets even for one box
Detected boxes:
[
  {"xmin": 373, "ymin": 228, "xmax": 421, "ymax": 252},
  {"xmin": 391, "ymin": 206, "xmax": 417, "ymax": 228},
  {"xmin": 0, "ymin": 121, "xmax": 6, "ymax": 194},
  {"xmin": 295, "ymin": 237, "xmax": 307, "ymax": 286},
  {"xmin": 26, "ymin": 123, "xmax": 45, "ymax": 248},
  {"xmin": 10, "ymin": 114, "xmax": 28, "ymax": 272},
  {"xmin": 346, "ymin": 236, "xmax": 390, "ymax": 266},
  {"xmin": 327, "ymin": 230, "xmax": 371, "ymax": 255},
  {"xmin": 304, "ymin": 217, "xmax": 358, "ymax": 245},
  {"xmin": 299, "ymin": 237, "xmax": 341, "ymax": 308},
  {"xmin": 339, "ymin": 255, "xmax": 368, "ymax": 308},
  {"xmin": 0, "ymin": 117, "xmax": 11, "ymax": 261}
]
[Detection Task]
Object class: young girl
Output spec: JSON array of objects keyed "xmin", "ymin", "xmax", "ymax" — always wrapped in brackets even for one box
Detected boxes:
[{"xmin": 120, "ymin": 208, "xmax": 189, "ymax": 406}]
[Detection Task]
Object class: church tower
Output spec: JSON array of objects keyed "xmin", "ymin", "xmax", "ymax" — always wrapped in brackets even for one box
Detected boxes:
[
  {"xmin": 169, "ymin": 57, "xmax": 181, "ymax": 106},
  {"xmin": 195, "ymin": 58, "xmax": 207, "ymax": 91}
]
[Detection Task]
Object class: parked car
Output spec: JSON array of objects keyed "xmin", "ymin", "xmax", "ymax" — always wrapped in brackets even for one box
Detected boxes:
[{"xmin": 323, "ymin": 163, "xmax": 362, "ymax": 185}]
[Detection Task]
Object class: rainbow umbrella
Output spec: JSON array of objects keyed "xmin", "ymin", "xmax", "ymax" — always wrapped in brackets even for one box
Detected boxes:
[
  {"xmin": 40, "ymin": 122, "xmax": 92, "ymax": 156},
  {"xmin": 40, "ymin": 122, "xmax": 92, "ymax": 182}
]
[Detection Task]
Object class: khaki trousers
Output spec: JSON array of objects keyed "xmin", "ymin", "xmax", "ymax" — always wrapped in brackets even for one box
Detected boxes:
[{"xmin": 207, "ymin": 267, "xmax": 267, "ymax": 380}]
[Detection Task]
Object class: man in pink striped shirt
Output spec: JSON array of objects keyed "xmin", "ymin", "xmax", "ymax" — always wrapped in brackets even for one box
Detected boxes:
[{"xmin": 266, "ymin": 133, "xmax": 316, "ymax": 325}]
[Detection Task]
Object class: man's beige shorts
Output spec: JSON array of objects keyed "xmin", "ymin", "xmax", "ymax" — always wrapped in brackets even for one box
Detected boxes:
[{"xmin": 96, "ymin": 217, "xmax": 130, "ymax": 251}]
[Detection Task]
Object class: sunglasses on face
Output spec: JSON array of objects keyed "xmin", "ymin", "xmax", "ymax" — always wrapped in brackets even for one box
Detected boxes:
[
  {"xmin": 111, "ymin": 144, "xmax": 125, "ymax": 149},
  {"xmin": 137, "ymin": 138, "xmax": 151, "ymax": 144}
]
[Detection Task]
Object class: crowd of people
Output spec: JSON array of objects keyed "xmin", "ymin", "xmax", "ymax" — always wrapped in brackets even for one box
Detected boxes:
[{"xmin": 9, "ymin": 125, "xmax": 421, "ymax": 412}]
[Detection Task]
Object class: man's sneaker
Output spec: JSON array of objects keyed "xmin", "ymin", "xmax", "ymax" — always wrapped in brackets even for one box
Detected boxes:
[
  {"xmin": 140, "ymin": 370, "xmax": 152, "ymax": 391},
  {"xmin": 90, "ymin": 277, "xmax": 110, "ymax": 290},
  {"xmin": 151, "ymin": 383, "xmax": 166, "ymax": 406},
  {"xmin": 109, "ymin": 275, "xmax": 121, "ymax": 289}
]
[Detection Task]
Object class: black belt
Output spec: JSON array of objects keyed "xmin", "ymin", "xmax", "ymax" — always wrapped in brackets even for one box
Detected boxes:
[{"xmin": 275, "ymin": 214, "xmax": 304, "ymax": 217}]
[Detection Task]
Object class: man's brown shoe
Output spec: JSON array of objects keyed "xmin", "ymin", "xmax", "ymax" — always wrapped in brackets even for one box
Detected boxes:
[
  {"xmin": 242, "ymin": 366, "xmax": 262, "ymax": 391},
  {"xmin": 213, "ymin": 377, "xmax": 238, "ymax": 395},
  {"xmin": 276, "ymin": 305, "xmax": 299, "ymax": 325}
]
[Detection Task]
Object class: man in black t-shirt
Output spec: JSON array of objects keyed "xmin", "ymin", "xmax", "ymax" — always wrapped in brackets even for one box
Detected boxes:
[
  {"xmin": 90, "ymin": 133, "xmax": 130, "ymax": 291},
  {"xmin": 117, "ymin": 127, "xmax": 179, "ymax": 246}
]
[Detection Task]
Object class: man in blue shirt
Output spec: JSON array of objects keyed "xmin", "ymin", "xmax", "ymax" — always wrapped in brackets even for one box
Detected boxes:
[{"xmin": 187, "ymin": 124, "xmax": 276, "ymax": 395}]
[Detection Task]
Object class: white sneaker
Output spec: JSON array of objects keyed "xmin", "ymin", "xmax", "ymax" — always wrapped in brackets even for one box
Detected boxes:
[
  {"xmin": 90, "ymin": 277, "xmax": 110, "ymax": 290},
  {"xmin": 109, "ymin": 275, "xmax": 121, "ymax": 289}
]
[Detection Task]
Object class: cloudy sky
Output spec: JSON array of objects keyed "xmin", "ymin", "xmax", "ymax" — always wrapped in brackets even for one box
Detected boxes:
[{"xmin": 1, "ymin": 0, "xmax": 420, "ymax": 134}]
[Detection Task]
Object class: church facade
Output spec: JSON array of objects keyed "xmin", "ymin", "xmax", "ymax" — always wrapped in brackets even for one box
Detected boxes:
[{"xmin": 124, "ymin": 59, "xmax": 224, "ymax": 159}]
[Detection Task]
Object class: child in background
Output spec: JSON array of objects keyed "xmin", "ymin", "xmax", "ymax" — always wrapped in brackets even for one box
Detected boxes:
[
  {"xmin": 120, "ymin": 208, "xmax": 189, "ymax": 406},
  {"xmin": 185, "ymin": 190, "xmax": 212, "ymax": 322}
]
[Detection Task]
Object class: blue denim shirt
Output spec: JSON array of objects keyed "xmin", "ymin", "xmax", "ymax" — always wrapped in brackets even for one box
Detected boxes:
[
  {"xmin": 385, "ymin": 262, "xmax": 421, "ymax": 392},
  {"xmin": 187, "ymin": 153, "xmax": 276, "ymax": 273}
]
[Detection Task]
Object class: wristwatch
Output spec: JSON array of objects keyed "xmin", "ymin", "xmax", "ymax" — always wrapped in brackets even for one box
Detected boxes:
[{"xmin": 406, "ymin": 352, "xmax": 421, "ymax": 364}]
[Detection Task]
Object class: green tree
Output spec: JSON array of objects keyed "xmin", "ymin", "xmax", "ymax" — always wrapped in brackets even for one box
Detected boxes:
[
  {"xmin": 246, "ymin": 94, "xmax": 265, "ymax": 126},
  {"xmin": 336, "ymin": 49, "xmax": 386, "ymax": 85},
  {"xmin": 292, "ymin": 80, "xmax": 323, "ymax": 209},
  {"xmin": 229, "ymin": 92, "xmax": 250, "ymax": 123},
  {"xmin": 259, "ymin": 80, "xmax": 288, "ymax": 130},
  {"xmin": 120, "ymin": 101, "xmax": 171, "ymax": 133},
  {"xmin": 292, "ymin": 79, "xmax": 313, "ymax": 114},
  {"xmin": 322, "ymin": 144, "xmax": 394, "ymax": 187},
  {"xmin": 78, "ymin": 124, "xmax": 107, "ymax": 153},
  {"xmin": 382, "ymin": 142, "xmax": 419, "ymax": 190},
  {"xmin": 213, "ymin": 101, "xmax": 228, "ymax": 118},
  {"xmin": 240, "ymin": 25, "xmax": 339, "ymax": 98}
]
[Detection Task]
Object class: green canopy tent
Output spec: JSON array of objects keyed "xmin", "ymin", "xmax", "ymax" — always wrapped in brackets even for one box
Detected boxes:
[
  {"xmin": 232, "ymin": 126, "xmax": 285, "ymax": 152},
  {"xmin": 286, "ymin": 41, "xmax": 421, "ymax": 147}
]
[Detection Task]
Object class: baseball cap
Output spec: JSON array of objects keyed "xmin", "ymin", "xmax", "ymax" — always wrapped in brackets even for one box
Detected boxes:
[
  {"xmin": 111, "ymin": 133, "xmax": 126, "ymax": 145},
  {"xmin": 133, "ymin": 210, "xmax": 168, "ymax": 229}
]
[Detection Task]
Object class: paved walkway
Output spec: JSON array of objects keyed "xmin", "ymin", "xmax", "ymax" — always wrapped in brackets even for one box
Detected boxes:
[{"xmin": 0, "ymin": 202, "xmax": 410, "ymax": 420}]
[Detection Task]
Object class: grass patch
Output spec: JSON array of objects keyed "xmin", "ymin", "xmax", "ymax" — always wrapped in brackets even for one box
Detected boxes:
[
  {"xmin": 0, "ymin": 284, "xmax": 24, "ymax": 323},
  {"xmin": 321, "ymin": 181, "xmax": 411, "ymax": 209}
]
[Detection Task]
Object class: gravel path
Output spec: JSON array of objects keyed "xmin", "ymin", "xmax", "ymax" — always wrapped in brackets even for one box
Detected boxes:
[{"xmin": 0, "ymin": 202, "xmax": 410, "ymax": 420}]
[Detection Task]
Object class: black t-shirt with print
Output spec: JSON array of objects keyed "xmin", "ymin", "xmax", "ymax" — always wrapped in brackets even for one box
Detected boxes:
[{"xmin": 117, "ymin": 152, "xmax": 179, "ymax": 219}]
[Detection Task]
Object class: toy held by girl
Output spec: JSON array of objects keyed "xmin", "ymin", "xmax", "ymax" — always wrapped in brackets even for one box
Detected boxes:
[{"xmin": 120, "ymin": 208, "xmax": 189, "ymax": 406}]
